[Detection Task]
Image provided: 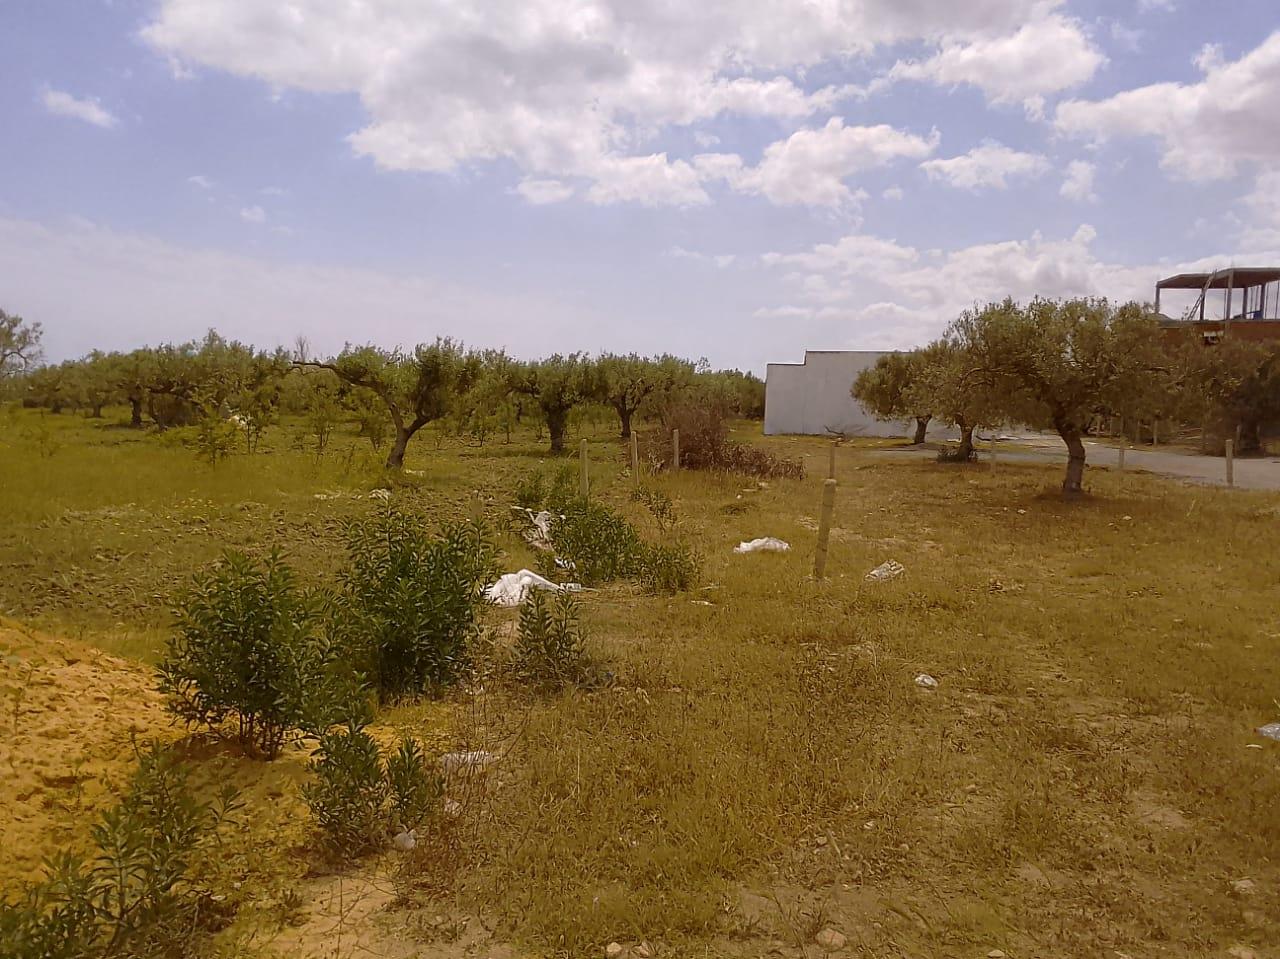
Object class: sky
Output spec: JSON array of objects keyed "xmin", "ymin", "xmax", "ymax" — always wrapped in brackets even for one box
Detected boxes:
[{"xmin": 2, "ymin": 0, "xmax": 1280, "ymax": 373}]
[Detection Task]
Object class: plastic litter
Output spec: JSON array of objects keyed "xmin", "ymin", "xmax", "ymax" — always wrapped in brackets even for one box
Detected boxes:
[
  {"xmin": 1258, "ymin": 722, "xmax": 1280, "ymax": 742},
  {"xmin": 915, "ymin": 673, "xmax": 939, "ymax": 689},
  {"xmin": 866, "ymin": 559, "xmax": 905, "ymax": 582},
  {"xmin": 392, "ymin": 829, "xmax": 417, "ymax": 851},
  {"xmin": 368, "ymin": 488, "xmax": 392, "ymax": 501},
  {"xmin": 513, "ymin": 508, "xmax": 556, "ymax": 549},
  {"xmin": 734, "ymin": 537, "xmax": 791, "ymax": 554},
  {"xmin": 440, "ymin": 750, "xmax": 498, "ymax": 775},
  {"xmin": 484, "ymin": 569, "xmax": 582, "ymax": 607}
]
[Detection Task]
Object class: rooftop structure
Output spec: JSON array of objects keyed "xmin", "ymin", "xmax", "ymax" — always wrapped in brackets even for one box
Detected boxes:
[{"xmin": 1156, "ymin": 267, "xmax": 1280, "ymax": 343}]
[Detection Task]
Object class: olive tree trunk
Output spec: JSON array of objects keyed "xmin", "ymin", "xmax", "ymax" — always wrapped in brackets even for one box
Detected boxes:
[
  {"xmin": 1059, "ymin": 427, "xmax": 1087, "ymax": 496},
  {"xmin": 547, "ymin": 407, "xmax": 569, "ymax": 454},
  {"xmin": 912, "ymin": 416, "xmax": 930, "ymax": 445}
]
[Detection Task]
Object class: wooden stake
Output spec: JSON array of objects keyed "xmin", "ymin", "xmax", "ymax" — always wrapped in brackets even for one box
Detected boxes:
[
  {"xmin": 989, "ymin": 432, "xmax": 998, "ymax": 466},
  {"xmin": 814, "ymin": 478, "xmax": 836, "ymax": 580},
  {"xmin": 630, "ymin": 431, "xmax": 640, "ymax": 480},
  {"xmin": 828, "ymin": 442, "xmax": 837, "ymax": 480},
  {"xmin": 672, "ymin": 428, "xmax": 680, "ymax": 472},
  {"xmin": 1117, "ymin": 446, "xmax": 1125, "ymax": 472},
  {"xmin": 579, "ymin": 439, "xmax": 589, "ymax": 498},
  {"xmin": 1226, "ymin": 439, "xmax": 1234, "ymax": 488},
  {"xmin": 1152, "ymin": 419, "xmax": 1159, "ymax": 447}
]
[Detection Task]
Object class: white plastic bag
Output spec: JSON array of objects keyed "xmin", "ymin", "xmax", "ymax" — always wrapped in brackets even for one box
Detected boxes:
[
  {"xmin": 866, "ymin": 559, "xmax": 905, "ymax": 582},
  {"xmin": 734, "ymin": 537, "xmax": 791, "ymax": 554},
  {"xmin": 484, "ymin": 569, "xmax": 581, "ymax": 607}
]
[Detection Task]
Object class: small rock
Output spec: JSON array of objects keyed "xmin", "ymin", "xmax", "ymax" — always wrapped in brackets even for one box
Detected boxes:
[
  {"xmin": 635, "ymin": 943, "xmax": 653, "ymax": 959},
  {"xmin": 914, "ymin": 673, "xmax": 939, "ymax": 689},
  {"xmin": 1230, "ymin": 878, "xmax": 1257, "ymax": 896},
  {"xmin": 988, "ymin": 951, "xmax": 1006, "ymax": 959},
  {"xmin": 605, "ymin": 943, "xmax": 623, "ymax": 959},
  {"xmin": 963, "ymin": 784, "xmax": 978, "ymax": 794},
  {"xmin": 815, "ymin": 835, "xmax": 829, "ymax": 847},
  {"xmin": 815, "ymin": 928, "xmax": 846, "ymax": 951}
]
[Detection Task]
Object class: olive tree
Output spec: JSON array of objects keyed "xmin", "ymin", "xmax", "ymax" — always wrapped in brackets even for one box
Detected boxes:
[
  {"xmin": 296, "ymin": 338, "xmax": 479, "ymax": 469},
  {"xmin": 908, "ymin": 341, "xmax": 1006, "ymax": 460},
  {"xmin": 852, "ymin": 351, "xmax": 933, "ymax": 444},
  {"xmin": 947, "ymin": 297, "xmax": 1164, "ymax": 496},
  {"xmin": 0, "ymin": 309, "xmax": 42, "ymax": 378},
  {"xmin": 1167, "ymin": 334, "xmax": 1280, "ymax": 453},
  {"xmin": 513, "ymin": 353, "xmax": 598, "ymax": 453}
]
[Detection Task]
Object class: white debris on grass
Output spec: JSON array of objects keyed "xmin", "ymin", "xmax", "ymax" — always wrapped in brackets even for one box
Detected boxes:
[
  {"xmin": 866, "ymin": 559, "xmax": 905, "ymax": 582},
  {"xmin": 734, "ymin": 537, "xmax": 791, "ymax": 554},
  {"xmin": 512, "ymin": 507, "xmax": 557, "ymax": 549},
  {"xmin": 1258, "ymin": 722, "xmax": 1280, "ymax": 741},
  {"xmin": 914, "ymin": 673, "xmax": 939, "ymax": 689},
  {"xmin": 392, "ymin": 829, "xmax": 417, "ymax": 851},
  {"xmin": 440, "ymin": 751, "xmax": 499, "ymax": 775},
  {"xmin": 368, "ymin": 488, "xmax": 392, "ymax": 501},
  {"xmin": 485, "ymin": 569, "xmax": 583, "ymax": 607}
]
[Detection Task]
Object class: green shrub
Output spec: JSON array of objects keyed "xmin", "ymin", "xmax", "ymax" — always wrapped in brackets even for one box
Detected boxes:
[
  {"xmin": 637, "ymin": 540, "xmax": 702, "ymax": 594},
  {"xmin": 304, "ymin": 722, "xmax": 443, "ymax": 857},
  {"xmin": 159, "ymin": 550, "xmax": 355, "ymax": 759},
  {"xmin": 0, "ymin": 745, "xmax": 240, "ymax": 959},
  {"xmin": 546, "ymin": 500, "xmax": 642, "ymax": 586},
  {"xmin": 334, "ymin": 510, "xmax": 498, "ymax": 698},
  {"xmin": 514, "ymin": 589, "xmax": 589, "ymax": 690},
  {"xmin": 630, "ymin": 485, "xmax": 675, "ymax": 532},
  {"xmin": 514, "ymin": 464, "xmax": 577, "ymax": 513}
]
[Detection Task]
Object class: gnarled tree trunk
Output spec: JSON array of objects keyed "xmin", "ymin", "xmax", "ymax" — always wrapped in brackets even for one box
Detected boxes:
[
  {"xmin": 547, "ymin": 407, "xmax": 569, "ymax": 454},
  {"xmin": 912, "ymin": 416, "xmax": 930, "ymax": 445},
  {"xmin": 615, "ymin": 403, "xmax": 634, "ymax": 440},
  {"xmin": 1058, "ymin": 424, "xmax": 1087, "ymax": 496},
  {"xmin": 957, "ymin": 422, "xmax": 974, "ymax": 460}
]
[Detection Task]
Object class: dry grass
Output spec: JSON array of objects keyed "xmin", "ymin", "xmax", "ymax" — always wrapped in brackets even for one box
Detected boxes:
[{"xmin": 2, "ymin": 407, "xmax": 1278, "ymax": 958}]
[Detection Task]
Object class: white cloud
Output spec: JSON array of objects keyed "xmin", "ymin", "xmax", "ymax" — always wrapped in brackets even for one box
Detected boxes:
[
  {"xmin": 693, "ymin": 131, "xmax": 720, "ymax": 148},
  {"xmin": 187, "ymin": 175, "xmax": 213, "ymax": 189},
  {"xmin": 260, "ymin": 186, "xmax": 287, "ymax": 196},
  {"xmin": 41, "ymin": 89, "xmax": 117, "ymax": 128},
  {"xmin": 698, "ymin": 118, "xmax": 938, "ymax": 207},
  {"xmin": 668, "ymin": 246, "xmax": 735, "ymax": 268},
  {"xmin": 920, "ymin": 141, "xmax": 1050, "ymax": 191},
  {"xmin": 882, "ymin": 186, "xmax": 904, "ymax": 201},
  {"xmin": 142, "ymin": 0, "xmax": 1052, "ymax": 205},
  {"xmin": 515, "ymin": 178, "xmax": 575, "ymax": 205},
  {"xmin": 763, "ymin": 234, "xmax": 919, "ymax": 275},
  {"xmin": 1055, "ymin": 31, "xmax": 1280, "ymax": 180},
  {"xmin": 239, "ymin": 205, "xmax": 266, "ymax": 223},
  {"xmin": 1060, "ymin": 160, "xmax": 1098, "ymax": 202},
  {"xmin": 889, "ymin": 14, "xmax": 1104, "ymax": 112}
]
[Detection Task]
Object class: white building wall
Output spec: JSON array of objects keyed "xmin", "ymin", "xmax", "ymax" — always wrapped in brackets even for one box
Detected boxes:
[{"xmin": 764, "ymin": 350, "xmax": 954, "ymax": 439}]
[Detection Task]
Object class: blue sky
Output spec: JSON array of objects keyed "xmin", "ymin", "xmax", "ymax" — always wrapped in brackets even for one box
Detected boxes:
[{"xmin": 2, "ymin": 0, "xmax": 1279, "ymax": 372}]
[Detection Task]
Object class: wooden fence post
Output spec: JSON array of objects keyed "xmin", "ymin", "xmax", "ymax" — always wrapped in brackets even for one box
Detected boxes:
[
  {"xmin": 1153, "ymin": 419, "xmax": 1159, "ymax": 447},
  {"xmin": 579, "ymin": 439, "xmax": 589, "ymax": 498},
  {"xmin": 989, "ymin": 432, "xmax": 998, "ymax": 466},
  {"xmin": 828, "ymin": 442, "xmax": 837, "ymax": 480},
  {"xmin": 630, "ymin": 431, "xmax": 640, "ymax": 480},
  {"xmin": 814, "ymin": 479, "xmax": 836, "ymax": 580},
  {"xmin": 1117, "ymin": 446, "xmax": 1125, "ymax": 472},
  {"xmin": 1226, "ymin": 439, "xmax": 1234, "ymax": 488},
  {"xmin": 672, "ymin": 429, "xmax": 680, "ymax": 472}
]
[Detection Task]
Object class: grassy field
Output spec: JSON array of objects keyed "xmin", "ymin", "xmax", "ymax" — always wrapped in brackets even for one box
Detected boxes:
[{"xmin": 2, "ymin": 405, "xmax": 1278, "ymax": 958}]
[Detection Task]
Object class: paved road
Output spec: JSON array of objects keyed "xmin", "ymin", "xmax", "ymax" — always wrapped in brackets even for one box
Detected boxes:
[{"xmin": 880, "ymin": 435, "xmax": 1280, "ymax": 491}]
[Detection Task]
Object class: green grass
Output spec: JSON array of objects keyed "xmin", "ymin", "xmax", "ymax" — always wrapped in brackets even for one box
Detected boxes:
[{"xmin": 3, "ymin": 405, "xmax": 1279, "ymax": 957}]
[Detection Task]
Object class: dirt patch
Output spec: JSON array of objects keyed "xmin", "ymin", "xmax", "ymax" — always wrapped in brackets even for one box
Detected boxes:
[{"xmin": 0, "ymin": 617, "xmax": 180, "ymax": 890}]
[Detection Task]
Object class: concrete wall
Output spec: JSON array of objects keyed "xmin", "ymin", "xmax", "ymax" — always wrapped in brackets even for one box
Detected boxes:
[{"xmin": 764, "ymin": 351, "xmax": 905, "ymax": 437}]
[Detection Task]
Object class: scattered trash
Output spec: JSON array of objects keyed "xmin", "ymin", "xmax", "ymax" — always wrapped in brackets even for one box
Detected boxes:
[
  {"xmin": 605, "ymin": 943, "xmax": 624, "ymax": 959},
  {"xmin": 734, "ymin": 537, "xmax": 790, "ymax": 554},
  {"xmin": 368, "ymin": 488, "xmax": 392, "ymax": 502},
  {"xmin": 914, "ymin": 673, "xmax": 939, "ymax": 689},
  {"xmin": 866, "ymin": 559, "xmax": 905, "ymax": 582},
  {"xmin": 1246, "ymin": 744, "xmax": 1264, "ymax": 750},
  {"xmin": 392, "ymin": 829, "xmax": 417, "ymax": 851},
  {"xmin": 691, "ymin": 600, "xmax": 714, "ymax": 607},
  {"xmin": 440, "ymin": 750, "xmax": 498, "ymax": 775},
  {"xmin": 634, "ymin": 942, "xmax": 653, "ymax": 959},
  {"xmin": 485, "ymin": 569, "xmax": 582, "ymax": 607},
  {"xmin": 443, "ymin": 799, "xmax": 463, "ymax": 818},
  {"xmin": 815, "ymin": 928, "xmax": 846, "ymax": 951},
  {"xmin": 1231, "ymin": 878, "xmax": 1257, "ymax": 896},
  {"xmin": 1257, "ymin": 722, "xmax": 1280, "ymax": 741},
  {"xmin": 512, "ymin": 508, "xmax": 557, "ymax": 549}
]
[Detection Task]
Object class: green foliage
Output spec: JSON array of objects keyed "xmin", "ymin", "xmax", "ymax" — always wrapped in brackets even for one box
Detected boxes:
[
  {"xmin": 303, "ymin": 722, "xmax": 443, "ymax": 857},
  {"xmin": 630, "ymin": 484, "xmax": 675, "ymax": 532},
  {"xmin": 191, "ymin": 405, "xmax": 238, "ymax": 468},
  {"xmin": 0, "ymin": 744, "xmax": 239, "ymax": 959},
  {"xmin": 0, "ymin": 308, "xmax": 42, "ymax": 379},
  {"xmin": 637, "ymin": 540, "xmax": 702, "ymax": 594},
  {"xmin": 334, "ymin": 510, "xmax": 498, "ymax": 697},
  {"xmin": 512, "ymin": 353, "xmax": 599, "ymax": 453},
  {"xmin": 547, "ymin": 499, "xmax": 642, "ymax": 586},
  {"xmin": 653, "ymin": 403, "xmax": 803, "ymax": 479},
  {"xmin": 159, "ymin": 550, "xmax": 355, "ymax": 759},
  {"xmin": 514, "ymin": 588, "xmax": 589, "ymax": 691}
]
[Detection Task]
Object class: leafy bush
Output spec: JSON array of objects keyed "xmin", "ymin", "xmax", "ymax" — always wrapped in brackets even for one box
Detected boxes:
[
  {"xmin": 303, "ymin": 722, "xmax": 443, "ymax": 857},
  {"xmin": 514, "ymin": 464, "xmax": 577, "ymax": 513},
  {"xmin": 546, "ymin": 500, "xmax": 642, "ymax": 586},
  {"xmin": 936, "ymin": 444, "xmax": 978, "ymax": 463},
  {"xmin": 0, "ymin": 745, "xmax": 240, "ymax": 959},
  {"xmin": 630, "ymin": 485, "xmax": 675, "ymax": 532},
  {"xmin": 513, "ymin": 589, "xmax": 589, "ymax": 690},
  {"xmin": 159, "ymin": 550, "xmax": 355, "ymax": 759},
  {"xmin": 334, "ymin": 510, "xmax": 498, "ymax": 698},
  {"xmin": 649, "ymin": 403, "xmax": 803, "ymax": 479},
  {"xmin": 637, "ymin": 541, "xmax": 702, "ymax": 594}
]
